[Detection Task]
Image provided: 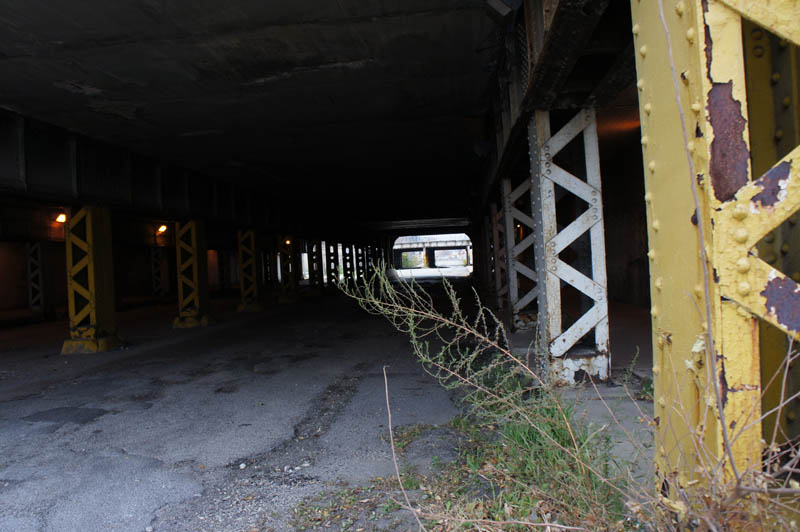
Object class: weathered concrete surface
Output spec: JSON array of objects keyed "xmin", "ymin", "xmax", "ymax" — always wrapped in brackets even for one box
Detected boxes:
[{"xmin": 0, "ymin": 296, "xmax": 458, "ymax": 532}]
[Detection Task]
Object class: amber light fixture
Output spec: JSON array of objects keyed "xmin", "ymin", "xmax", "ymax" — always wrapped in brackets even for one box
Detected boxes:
[
  {"xmin": 157, "ymin": 224, "xmax": 168, "ymax": 234},
  {"xmin": 55, "ymin": 213, "xmax": 67, "ymax": 223}
]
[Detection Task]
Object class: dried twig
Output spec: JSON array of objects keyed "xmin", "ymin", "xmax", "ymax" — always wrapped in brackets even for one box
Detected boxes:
[{"xmin": 383, "ymin": 365, "xmax": 428, "ymax": 532}]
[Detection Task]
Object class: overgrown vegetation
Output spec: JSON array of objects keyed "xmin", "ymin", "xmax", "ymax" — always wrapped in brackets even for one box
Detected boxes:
[
  {"xmin": 340, "ymin": 267, "xmax": 800, "ymax": 531},
  {"xmin": 340, "ymin": 270, "xmax": 632, "ymax": 530}
]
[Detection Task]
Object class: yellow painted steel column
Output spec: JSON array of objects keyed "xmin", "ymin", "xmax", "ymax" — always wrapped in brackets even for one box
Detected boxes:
[
  {"xmin": 173, "ymin": 220, "xmax": 210, "ymax": 328},
  {"xmin": 742, "ymin": 19, "xmax": 800, "ymax": 449},
  {"xmin": 237, "ymin": 229, "xmax": 263, "ymax": 312},
  {"xmin": 630, "ymin": 0, "xmax": 755, "ymax": 490},
  {"xmin": 61, "ymin": 206, "xmax": 119, "ymax": 354}
]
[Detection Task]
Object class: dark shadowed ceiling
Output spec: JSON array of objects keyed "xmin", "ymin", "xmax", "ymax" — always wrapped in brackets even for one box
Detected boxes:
[{"xmin": 0, "ymin": 0, "xmax": 497, "ymax": 223}]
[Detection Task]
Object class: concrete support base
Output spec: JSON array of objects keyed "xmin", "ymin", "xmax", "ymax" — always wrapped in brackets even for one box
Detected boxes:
[
  {"xmin": 62, "ymin": 335, "xmax": 121, "ymax": 355},
  {"xmin": 172, "ymin": 314, "xmax": 210, "ymax": 329}
]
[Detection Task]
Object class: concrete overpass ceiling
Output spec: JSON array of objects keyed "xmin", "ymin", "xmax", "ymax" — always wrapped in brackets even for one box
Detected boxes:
[{"xmin": 0, "ymin": 0, "xmax": 496, "ymax": 219}]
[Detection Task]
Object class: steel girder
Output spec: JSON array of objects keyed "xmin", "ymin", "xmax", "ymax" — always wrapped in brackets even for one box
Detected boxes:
[{"xmin": 630, "ymin": 0, "xmax": 800, "ymax": 488}]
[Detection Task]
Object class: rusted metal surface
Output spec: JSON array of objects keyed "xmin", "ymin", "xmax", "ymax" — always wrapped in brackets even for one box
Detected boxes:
[
  {"xmin": 751, "ymin": 160, "xmax": 792, "ymax": 208},
  {"xmin": 761, "ymin": 276, "xmax": 800, "ymax": 334},
  {"xmin": 523, "ymin": 0, "xmax": 610, "ymax": 110},
  {"xmin": 707, "ymin": 81, "xmax": 750, "ymax": 201}
]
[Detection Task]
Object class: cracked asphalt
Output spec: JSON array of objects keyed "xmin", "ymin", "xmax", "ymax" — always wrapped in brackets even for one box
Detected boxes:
[{"xmin": 0, "ymin": 295, "xmax": 458, "ymax": 532}]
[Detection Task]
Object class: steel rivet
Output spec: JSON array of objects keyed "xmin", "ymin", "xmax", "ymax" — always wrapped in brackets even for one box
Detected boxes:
[
  {"xmin": 651, "ymin": 306, "xmax": 658, "ymax": 317},
  {"xmin": 641, "ymin": 135, "xmax": 649, "ymax": 146},
  {"xmin": 632, "ymin": 24, "xmax": 640, "ymax": 35},
  {"xmin": 639, "ymin": 45, "xmax": 647, "ymax": 57},
  {"xmin": 776, "ymin": 129, "xmax": 784, "ymax": 140},
  {"xmin": 732, "ymin": 204, "xmax": 748, "ymax": 220},
  {"xmin": 652, "ymin": 220, "xmax": 660, "ymax": 231},
  {"xmin": 681, "ymin": 71, "xmax": 690, "ymax": 83},
  {"xmin": 772, "ymin": 72, "xmax": 781, "ymax": 84},
  {"xmin": 686, "ymin": 28, "xmax": 695, "ymax": 43},
  {"xmin": 733, "ymin": 228, "xmax": 749, "ymax": 243},
  {"xmin": 644, "ymin": 102, "xmax": 652, "ymax": 114},
  {"xmin": 687, "ymin": 141, "xmax": 695, "ymax": 152},
  {"xmin": 694, "ymin": 284, "xmax": 703, "ymax": 298},
  {"xmin": 783, "ymin": 96, "xmax": 792, "ymax": 108},
  {"xmin": 648, "ymin": 160, "xmax": 656, "ymax": 173},
  {"xmin": 648, "ymin": 249, "xmax": 656, "ymax": 261},
  {"xmin": 738, "ymin": 281, "xmax": 751, "ymax": 295},
  {"xmin": 637, "ymin": 79, "xmax": 645, "ymax": 90},
  {"xmin": 645, "ymin": 192, "xmax": 653, "ymax": 203},
  {"xmin": 653, "ymin": 365, "xmax": 660, "ymax": 375},
  {"xmin": 691, "ymin": 101, "xmax": 702, "ymax": 113},
  {"xmin": 766, "ymin": 253, "xmax": 777, "ymax": 264},
  {"xmin": 782, "ymin": 243, "xmax": 790, "ymax": 254},
  {"xmin": 736, "ymin": 257, "xmax": 750, "ymax": 273},
  {"xmin": 655, "ymin": 277, "xmax": 663, "ymax": 290},
  {"xmin": 764, "ymin": 232, "xmax": 775, "ymax": 243},
  {"xmin": 675, "ymin": 1, "xmax": 685, "ymax": 15}
]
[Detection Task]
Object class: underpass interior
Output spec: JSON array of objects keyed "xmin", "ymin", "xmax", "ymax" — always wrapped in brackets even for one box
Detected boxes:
[{"xmin": 0, "ymin": 1, "xmax": 654, "ymax": 531}]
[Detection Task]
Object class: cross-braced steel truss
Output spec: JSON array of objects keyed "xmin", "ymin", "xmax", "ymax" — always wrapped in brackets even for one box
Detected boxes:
[
  {"xmin": 529, "ymin": 109, "xmax": 609, "ymax": 379},
  {"xmin": 174, "ymin": 220, "xmax": 209, "ymax": 327},
  {"xmin": 501, "ymin": 176, "xmax": 539, "ymax": 329},
  {"xmin": 237, "ymin": 229, "xmax": 262, "ymax": 311},
  {"xmin": 26, "ymin": 242, "xmax": 43, "ymax": 315},
  {"xmin": 326, "ymin": 241, "xmax": 340, "ymax": 286},
  {"xmin": 490, "ymin": 203, "xmax": 508, "ymax": 309}
]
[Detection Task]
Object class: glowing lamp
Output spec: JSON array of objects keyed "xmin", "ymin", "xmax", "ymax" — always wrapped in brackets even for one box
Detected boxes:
[
  {"xmin": 55, "ymin": 213, "xmax": 67, "ymax": 223},
  {"xmin": 284, "ymin": 239, "xmax": 291, "ymax": 245},
  {"xmin": 157, "ymin": 224, "xmax": 168, "ymax": 234}
]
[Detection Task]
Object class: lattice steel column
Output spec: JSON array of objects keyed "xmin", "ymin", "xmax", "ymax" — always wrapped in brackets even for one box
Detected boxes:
[
  {"xmin": 237, "ymin": 229, "xmax": 262, "ymax": 312},
  {"xmin": 528, "ymin": 109, "xmax": 609, "ymax": 382},
  {"xmin": 630, "ymin": 0, "xmax": 800, "ymax": 486},
  {"xmin": 501, "ymin": 176, "xmax": 541, "ymax": 330},
  {"xmin": 277, "ymin": 236, "xmax": 297, "ymax": 302},
  {"xmin": 308, "ymin": 240, "xmax": 324, "ymax": 289},
  {"xmin": 62, "ymin": 206, "xmax": 119, "ymax": 353},
  {"xmin": 354, "ymin": 245, "xmax": 365, "ymax": 281},
  {"xmin": 173, "ymin": 220, "xmax": 210, "ymax": 328},
  {"xmin": 743, "ymin": 17, "xmax": 800, "ymax": 444},
  {"xmin": 364, "ymin": 244, "xmax": 374, "ymax": 278},
  {"xmin": 482, "ymin": 214, "xmax": 497, "ymax": 303},
  {"xmin": 26, "ymin": 242, "xmax": 44, "ymax": 317},
  {"xmin": 325, "ymin": 241, "xmax": 340, "ymax": 286},
  {"xmin": 490, "ymin": 202, "xmax": 508, "ymax": 309},
  {"xmin": 342, "ymin": 243, "xmax": 355, "ymax": 282}
]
